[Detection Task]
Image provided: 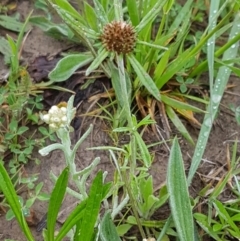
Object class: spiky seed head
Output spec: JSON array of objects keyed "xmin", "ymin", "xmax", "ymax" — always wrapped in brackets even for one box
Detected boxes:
[{"xmin": 101, "ymin": 21, "xmax": 136, "ymax": 54}]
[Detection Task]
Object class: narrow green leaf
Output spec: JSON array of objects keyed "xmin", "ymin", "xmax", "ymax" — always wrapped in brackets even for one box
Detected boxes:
[
  {"xmin": 126, "ymin": 0, "xmax": 139, "ymax": 26},
  {"xmin": 165, "ymin": 105, "xmax": 194, "ymax": 145},
  {"xmin": 55, "ymin": 200, "xmax": 87, "ymax": 241},
  {"xmin": 78, "ymin": 171, "xmax": 104, "ymax": 241},
  {"xmin": 213, "ymin": 200, "xmax": 240, "ymax": 234},
  {"xmin": 167, "ymin": 138, "xmax": 194, "ymax": 241},
  {"xmin": 215, "ymin": 58, "xmax": 240, "ymax": 76},
  {"xmin": 113, "ymin": 127, "xmax": 130, "ymax": 132},
  {"xmin": 155, "ymin": 49, "xmax": 192, "ymax": 89},
  {"xmin": 7, "ymin": 35, "xmax": 18, "ymax": 74},
  {"xmin": 168, "ymin": 0, "xmax": 193, "ymax": 33},
  {"xmin": 30, "ymin": 16, "xmax": 74, "ymax": 39},
  {"xmin": 154, "ymin": 48, "xmax": 170, "ymax": 79},
  {"xmin": 49, "ymin": 53, "xmax": 93, "ymax": 82},
  {"xmin": 0, "ymin": 162, "xmax": 34, "ymax": 241},
  {"xmin": 74, "ymin": 219, "xmax": 81, "ymax": 241},
  {"xmin": 110, "ymin": 61, "xmax": 132, "ymax": 112},
  {"xmin": 134, "ymin": 131, "xmax": 152, "ymax": 168},
  {"xmin": 161, "ymin": 95, "xmax": 204, "ymax": 113},
  {"xmin": 209, "ymin": 171, "xmax": 232, "ymax": 200},
  {"xmin": 84, "ymin": 2, "xmax": 98, "ymax": 31},
  {"xmin": 157, "ymin": 216, "xmax": 173, "ymax": 241},
  {"xmin": 127, "ymin": 54, "xmax": 161, "ymax": 100},
  {"xmin": 189, "ymin": 11, "xmax": 238, "ymax": 77},
  {"xmin": 16, "ymin": 10, "xmax": 33, "ymax": 52},
  {"xmin": 55, "ymin": 179, "xmax": 111, "ymax": 241},
  {"xmin": 86, "ymin": 48, "xmax": 109, "ymax": 76},
  {"xmin": 113, "ymin": 0, "xmax": 123, "ymax": 21},
  {"xmin": 93, "ymin": 0, "xmax": 109, "ymax": 26},
  {"xmin": 207, "ymin": 0, "xmax": 220, "ymax": 131},
  {"xmin": 49, "ymin": 3, "xmax": 98, "ymax": 39},
  {"xmin": 194, "ymin": 213, "xmax": 222, "ymax": 241},
  {"xmin": 163, "ymin": 0, "xmax": 175, "ymax": 14},
  {"xmin": 139, "ymin": 176, "xmax": 153, "ymax": 203},
  {"xmin": 100, "ymin": 212, "xmax": 121, "ymax": 241},
  {"xmin": 54, "ymin": 0, "xmax": 82, "ymax": 20},
  {"xmin": 0, "ymin": 36, "xmax": 12, "ymax": 64},
  {"xmin": 188, "ymin": 13, "xmax": 240, "ymax": 185},
  {"xmin": 0, "ymin": 15, "xmax": 29, "ymax": 32},
  {"xmin": 46, "ymin": 167, "xmax": 69, "ymax": 241},
  {"xmin": 135, "ymin": 0, "xmax": 167, "ymax": 33},
  {"xmin": 100, "ymin": 0, "xmax": 109, "ymax": 12}
]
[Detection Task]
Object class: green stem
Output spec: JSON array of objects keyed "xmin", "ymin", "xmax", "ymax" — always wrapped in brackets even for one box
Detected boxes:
[
  {"xmin": 116, "ymin": 55, "xmax": 132, "ymax": 125},
  {"xmin": 116, "ymin": 55, "xmax": 146, "ymax": 239},
  {"xmin": 111, "ymin": 194, "xmax": 130, "ymax": 219},
  {"xmin": 123, "ymin": 171, "xmax": 146, "ymax": 239},
  {"xmin": 56, "ymin": 127, "xmax": 87, "ymax": 198},
  {"xmin": 155, "ymin": 12, "xmax": 167, "ymax": 40}
]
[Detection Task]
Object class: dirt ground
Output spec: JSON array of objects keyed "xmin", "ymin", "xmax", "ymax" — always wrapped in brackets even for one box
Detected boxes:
[{"xmin": 1, "ymin": 1, "xmax": 240, "ymax": 241}]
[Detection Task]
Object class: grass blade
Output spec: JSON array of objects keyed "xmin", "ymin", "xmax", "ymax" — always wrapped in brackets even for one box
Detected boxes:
[
  {"xmin": 126, "ymin": 0, "xmax": 139, "ymax": 26},
  {"xmin": 161, "ymin": 94, "xmax": 204, "ymax": 113},
  {"xmin": 127, "ymin": 54, "xmax": 161, "ymax": 101},
  {"xmin": 135, "ymin": 0, "xmax": 167, "ymax": 33},
  {"xmin": 168, "ymin": 0, "xmax": 193, "ymax": 33},
  {"xmin": 188, "ymin": 13, "xmax": 240, "ymax": 185},
  {"xmin": 207, "ymin": 0, "xmax": 220, "ymax": 123},
  {"xmin": 85, "ymin": 48, "xmax": 109, "ymax": 76},
  {"xmin": 165, "ymin": 105, "xmax": 194, "ymax": 145},
  {"xmin": 93, "ymin": 0, "xmax": 109, "ymax": 25},
  {"xmin": 134, "ymin": 131, "xmax": 152, "ymax": 168},
  {"xmin": 0, "ymin": 161, "xmax": 34, "ymax": 241},
  {"xmin": 84, "ymin": 2, "xmax": 98, "ymax": 31}
]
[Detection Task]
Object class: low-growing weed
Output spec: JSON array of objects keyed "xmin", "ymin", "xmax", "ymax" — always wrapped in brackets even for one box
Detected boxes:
[{"xmin": 0, "ymin": 11, "xmax": 56, "ymax": 224}]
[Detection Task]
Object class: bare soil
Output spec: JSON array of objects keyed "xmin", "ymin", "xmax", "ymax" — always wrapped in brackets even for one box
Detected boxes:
[{"xmin": 1, "ymin": 1, "xmax": 240, "ymax": 241}]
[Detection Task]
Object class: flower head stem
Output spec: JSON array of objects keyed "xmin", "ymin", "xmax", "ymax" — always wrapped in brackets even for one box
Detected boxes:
[{"xmin": 116, "ymin": 56, "xmax": 146, "ymax": 239}]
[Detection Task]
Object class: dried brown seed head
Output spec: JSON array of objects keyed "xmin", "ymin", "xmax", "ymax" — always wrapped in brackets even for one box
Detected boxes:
[{"xmin": 101, "ymin": 21, "xmax": 136, "ymax": 54}]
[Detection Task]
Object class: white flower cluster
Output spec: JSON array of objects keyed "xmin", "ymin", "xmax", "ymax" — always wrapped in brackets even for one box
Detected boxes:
[{"xmin": 41, "ymin": 105, "xmax": 68, "ymax": 130}]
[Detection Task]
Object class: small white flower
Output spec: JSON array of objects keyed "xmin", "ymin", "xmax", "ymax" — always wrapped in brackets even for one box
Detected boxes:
[
  {"xmin": 41, "ymin": 113, "xmax": 50, "ymax": 123},
  {"xmin": 49, "ymin": 105, "xmax": 59, "ymax": 114},
  {"xmin": 60, "ymin": 107, "xmax": 67, "ymax": 114},
  {"xmin": 61, "ymin": 116, "xmax": 67, "ymax": 123},
  {"xmin": 52, "ymin": 117, "xmax": 61, "ymax": 123},
  {"xmin": 49, "ymin": 123, "xmax": 57, "ymax": 129}
]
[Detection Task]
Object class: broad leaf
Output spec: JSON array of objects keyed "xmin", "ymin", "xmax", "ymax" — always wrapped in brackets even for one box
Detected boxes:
[
  {"xmin": 49, "ymin": 54, "xmax": 93, "ymax": 82},
  {"xmin": 46, "ymin": 167, "xmax": 69, "ymax": 241},
  {"xmin": 100, "ymin": 212, "xmax": 121, "ymax": 241},
  {"xmin": 167, "ymin": 138, "xmax": 194, "ymax": 241}
]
